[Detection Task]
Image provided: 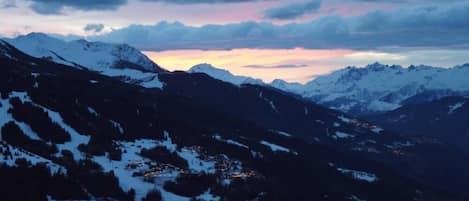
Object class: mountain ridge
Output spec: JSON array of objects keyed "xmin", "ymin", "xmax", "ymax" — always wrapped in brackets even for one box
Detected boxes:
[
  {"xmin": 4, "ymin": 33, "xmax": 167, "ymax": 89},
  {"xmin": 188, "ymin": 62, "xmax": 469, "ymax": 115},
  {"xmin": 4, "ymin": 32, "xmax": 165, "ymax": 73}
]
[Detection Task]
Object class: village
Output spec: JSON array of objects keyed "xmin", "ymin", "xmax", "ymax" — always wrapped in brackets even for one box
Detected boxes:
[{"xmin": 125, "ymin": 145, "xmax": 261, "ymax": 183}]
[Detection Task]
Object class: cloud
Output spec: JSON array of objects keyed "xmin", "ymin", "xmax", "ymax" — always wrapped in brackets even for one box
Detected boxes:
[
  {"xmin": 353, "ymin": 0, "xmax": 403, "ymax": 2},
  {"xmin": 264, "ymin": 0, "xmax": 322, "ymax": 20},
  {"xmin": 353, "ymin": 0, "xmax": 464, "ymax": 3},
  {"xmin": 84, "ymin": 23, "xmax": 105, "ymax": 33},
  {"xmin": 1, "ymin": 0, "xmax": 16, "ymax": 8},
  {"xmin": 85, "ymin": 2, "xmax": 469, "ymax": 51},
  {"xmin": 89, "ymin": 20, "xmax": 349, "ymax": 50},
  {"xmin": 243, "ymin": 64, "xmax": 309, "ymax": 68},
  {"xmin": 29, "ymin": 0, "xmax": 128, "ymax": 15},
  {"xmin": 140, "ymin": 0, "xmax": 262, "ymax": 4}
]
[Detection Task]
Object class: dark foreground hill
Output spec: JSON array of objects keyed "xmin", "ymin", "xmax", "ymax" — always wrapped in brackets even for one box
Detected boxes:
[{"xmin": 368, "ymin": 96, "xmax": 469, "ymax": 154}]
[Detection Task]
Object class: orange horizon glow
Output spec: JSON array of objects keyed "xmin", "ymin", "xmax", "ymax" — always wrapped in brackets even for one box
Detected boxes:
[{"xmin": 144, "ymin": 48, "xmax": 356, "ymax": 83}]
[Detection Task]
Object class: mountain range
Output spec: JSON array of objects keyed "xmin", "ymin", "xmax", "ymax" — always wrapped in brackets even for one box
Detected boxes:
[
  {"xmin": 1, "ymin": 34, "xmax": 469, "ymax": 201},
  {"xmin": 188, "ymin": 62, "xmax": 469, "ymax": 116}
]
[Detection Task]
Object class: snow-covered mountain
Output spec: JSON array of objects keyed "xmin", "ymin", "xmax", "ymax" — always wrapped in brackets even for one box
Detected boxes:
[
  {"xmin": 4, "ymin": 33, "xmax": 166, "ymax": 89},
  {"xmin": 190, "ymin": 62, "xmax": 469, "ymax": 115},
  {"xmin": 298, "ymin": 63, "xmax": 469, "ymax": 115},
  {"xmin": 5, "ymin": 33, "xmax": 164, "ymax": 73},
  {"xmin": 188, "ymin": 63, "xmax": 264, "ymax": 86}
]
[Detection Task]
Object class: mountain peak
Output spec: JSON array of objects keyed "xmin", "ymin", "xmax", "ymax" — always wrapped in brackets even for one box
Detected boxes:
[
  {"xmin": 6, "ymin": 33, "xmax": 165, "ymax": 73},
  {"xmin": 271, "ymin": 79, "xmax": 288, "ymax": 85},
  {"xmin": 189, "ymin": 63, "xmax": 217, "ymax": 71},
  {"xmin": 24, "ymin": 32, "xmax": 50, "ymax": 39},
  {"xmin": 188, "ymin": 63, "xmax": 264, "ymax": 86},
  {"xmin": 188, "ymin": 63, "xmax": 227, "ymax": 74},
  {"xmin": 365, "ymin": 62, "xmax": 387, "ymax": 71},
  {"xmin": 189, "ymin": 63, "xmax": 236, "ymax": 75},
  {"xmin": 17, "ymin": 32, "xmax": 61, "ymax": 43}
]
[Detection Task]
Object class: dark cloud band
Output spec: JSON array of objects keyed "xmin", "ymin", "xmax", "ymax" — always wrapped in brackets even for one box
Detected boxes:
[
  {"xmin": 141, "ymin": 0, "xmax": 262, "ymax": 4},
  {"xmin": 78, "ymin": 2, "xmax": 469, "ymax": 51},
  {"xmin": 264, "ymin": 0, "xmax": 322, "ymax": 20},
  {"xmin": 29, "ymin": 0, "xmax": 128, "ymax": 15}
]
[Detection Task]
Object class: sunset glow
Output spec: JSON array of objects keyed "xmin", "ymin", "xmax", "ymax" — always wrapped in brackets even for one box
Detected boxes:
[{"xmin": 144, "ymin": 48, "xmax": 355, "ymax": 83}]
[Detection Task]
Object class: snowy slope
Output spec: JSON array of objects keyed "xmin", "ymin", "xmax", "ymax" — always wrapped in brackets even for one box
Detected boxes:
[
  {"xmin": 298, "ymin": 63, "xmax": 469, "ymax": 114},
  {"xmin": 5, "ymin": 33, "xmax": 164, "ymax": 73},
  {"xmin": 3, "ymin": 33, "xmax": 166, "ymax": 89},
  {"xmin": 0, "ymin": 40, "xmax": 17, "ymax": 60},
  {"xmin": 188, "ymin": 63, "xmax": 264, "ymax": 86}
]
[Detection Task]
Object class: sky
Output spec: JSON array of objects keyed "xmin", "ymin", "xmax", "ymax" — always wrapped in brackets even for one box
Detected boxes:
[{"xmin": 1, "ymin": 0, "xmax": 469, "ymax": 83}]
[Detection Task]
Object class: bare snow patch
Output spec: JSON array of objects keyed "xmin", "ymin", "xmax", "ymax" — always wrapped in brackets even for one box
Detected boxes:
[
  {"xmin": 212, "ymin": 134, "xmax": 249, "ymax": 149},
  {"xmin": 338, "ymin": 115, "xmax": 352, "ymax": 123},
  {"xmin": 448, "ymin": 102, "xmax": 465, "ymax": 114},
  {"xmin": 270, "ymin": 130, "xmax": 292, "ymax": 137},
  {"xmin": 110, "ymin": 120, "xmax": 124, "ymax": 134},
  {"xmin": 315, "ymin": 119, "xmax": 325, "ymax": 124},
  {"xmin": 334, "ymin": 131, "xmax": 355, "ymax": 139},
  {"xmin": 196, "ymin": 190, "xmax": 220, "ymax": 201},
  {"xmin": 370, "ymin": 127, "xmax": 384, "ymax": 134},
  {"xmin": 15, "ymin": 122, "xmax": 42, "ymax": 140},
  {"xmin": 0, "ymin": 94, "xmax": 41, "ymax": 141},
  {"xmin": 43, "ymin": 106, "xmax": 90, "ymax": 161},
  {"xmin": 87, "ymin": 106, "xmax": 98, "ymax": 116},
  {"xmin": 260, "ymin": 140, "xmax": 290, "ymax": 153},
  {"xmin": 337, "ymin": 168, "xmax": 378, "ymax": 183},
  {"xmin": 0, "ymin": 142, "xmax": 65, "ymax": 175},
  {"xmin": 139, "ymin": 75, "xmax": 165, "ymax": 89},
  {"xmin": 348, "ymin": 194, "xmax": 366, "ymax": 201},
  {"xmin": 250, "ymin": 150, "xmax": 264, "ymax": 159},
  {"xmin": 178, "ymin": 147, "xmax": 216, "ymax": 173},
  {"xmin": 156, "ymin": 131, "xmax": 177, "ymax": 152},
  {"xmin": 259, "ymin": 91, "xmax": 279, "ymax": 113},
  {"xmin": 100, "ymin": 68, "xmax": 164, "ymax": 89}
]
